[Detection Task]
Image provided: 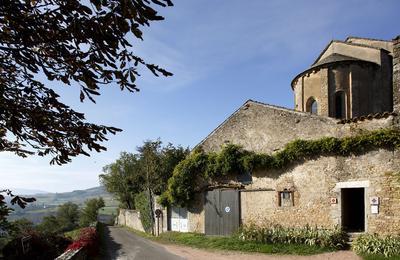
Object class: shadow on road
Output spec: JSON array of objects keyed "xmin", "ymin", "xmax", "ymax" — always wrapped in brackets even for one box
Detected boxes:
[{"xmin": 99, "ymin": 224, "xmax": 122, "ymax": 260}]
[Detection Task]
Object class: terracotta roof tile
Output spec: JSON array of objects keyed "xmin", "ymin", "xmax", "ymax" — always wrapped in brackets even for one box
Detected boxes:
[{"xmin": 337, "ymin": 111, "xmax": 397, "ymax": 124}]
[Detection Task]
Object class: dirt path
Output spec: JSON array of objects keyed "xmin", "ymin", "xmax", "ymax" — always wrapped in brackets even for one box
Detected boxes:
[{"xmin": 160, "ymin": 243, "xmax": 362, "ymax": 260}]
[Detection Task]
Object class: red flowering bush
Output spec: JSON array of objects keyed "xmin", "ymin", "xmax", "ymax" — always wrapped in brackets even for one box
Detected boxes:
[{"xmin": 66, "ymin": 227, "xmax": 98, "ymax": 256}]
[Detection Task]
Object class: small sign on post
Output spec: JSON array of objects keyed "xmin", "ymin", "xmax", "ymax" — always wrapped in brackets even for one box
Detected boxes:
[{"xmin": 155, "ymin": 209, "xmax": 163, "ymax": 236}]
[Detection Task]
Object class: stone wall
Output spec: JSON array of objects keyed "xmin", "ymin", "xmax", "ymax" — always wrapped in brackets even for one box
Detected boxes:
[
  {"xmin": 117, "ymin": 209, "xmax": 145, "ymax": 232},
  {"xmin": 294, "ymin": 61, "xmax": 392, "ymax": 119},
  {"xmin": 200, "ymin": 100, "xmax": 338, "ymax": 154},
  {"xmin": 346, "ymin": 37, "xmax": 393, "ymax": 53},
  {"xmin": 393, "ymin": 36, "xmax": 400, "ymax": 113},
  {"xmin": 238, "ymin": 149, "xmax": 400, "ymax": 234},
  {"xmin": 292, "ymin": 38, "xmax": 394, "ymax": 119},
  {"xmin": 191, "ymin": 100, "xmax": 400, "ymax": 235},
  {"xmin": 187, "ymin": 193, "xmax": 205, "ymax": 233},
  {"xmin": 187, "ymin": 149, "xmax": 400, "ymax": 235},
  {"xmin": 302, "ymin": 68, "xmax": 329, "ymax": 116}
]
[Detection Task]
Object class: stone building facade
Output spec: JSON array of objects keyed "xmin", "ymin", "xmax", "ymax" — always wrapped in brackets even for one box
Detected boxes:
[
  {"xmin": 292, "ymin": 37, "xmax": 393, "ymax": 119},
  {"xmin": 170, "ymin": 36, "xmax": 400, "ymax": 236}
]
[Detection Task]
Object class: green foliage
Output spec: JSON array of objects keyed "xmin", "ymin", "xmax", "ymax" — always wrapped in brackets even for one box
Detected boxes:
[
  {"xmin": 134, "ymin": 192, "xmax": 153, "ymax": 234},
  {"xmin": 101, "ymin": 141, "xmax": 188, "ymax": 210},
  {"xmin": 237, "ymin": 224, "xmax": 348, "ymax": 249},
  {"xmin": 100, "ymin": 152, "xmax": 144, "ymax": 209},
  {"xmin": 129, "ymin": 230, "xmax": 333, "ymax": 255},
  {"xmin": 79, "ymin": 198, "xmax": 105, "ymax": 227},
  {"xmin": 159, "ymin": 148, "xmax": 208, "ymax": 207},
  {"xmin": 37, "ymin": 215, "xmax": 63, "ymax": 234},
  {"xmin": 9, "ymin": 218, "xmax": 35, "ymax": 238},
  {"xmin": 352, "ymin": 234, "xmax": 400, "ymax": 257},
  {"xmin": 154, "ymin": 143, "xmax": 190, "ymax": 195},
  {"xmin": 161, "ymin": 128, "xmax": 400, "ymax": 207},
  {"xmin": 2, "ymin": 232, "xmax": 71, "ymax": 260},
  {"xmin": 0, "ymin": 0, "xmax": 173, "ymax": 164},
  {"xmin": 64, "ymin": 228, "xmax": 84, "ymax": 241},
  {"xmin": 36, "ymin": 202, "xmax": 80, "ymax": 233},
  {"xmin": 0, "ymin": 189, "xmax": 36, "ymax": 232},
  {"xmin": 57, "ymin": 202, "xmax": 80, "ymax": 232}
]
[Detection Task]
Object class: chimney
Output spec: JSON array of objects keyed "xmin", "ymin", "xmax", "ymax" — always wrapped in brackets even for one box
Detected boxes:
[{"xmin": 393, "ymin": 36, "xmax": 400, "ymax": 112}]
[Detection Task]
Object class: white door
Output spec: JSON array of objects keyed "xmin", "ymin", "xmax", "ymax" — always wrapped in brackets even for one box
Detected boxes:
[{"xmin": 170, "ymin": 207, "xmax": 188, "ymax": 232}]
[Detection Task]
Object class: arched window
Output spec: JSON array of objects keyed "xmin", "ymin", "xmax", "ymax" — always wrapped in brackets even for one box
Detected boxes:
[
  {"xmin": 306, "ymin": 97, "xmax": 318, "ymax": 115},
  {"xmin": 335, "ymin": 91, "xmax": 346, "ymax": 119},
  {"xmin": 311, "ymin": 100, "xmax": 318, "ymax": 114}
]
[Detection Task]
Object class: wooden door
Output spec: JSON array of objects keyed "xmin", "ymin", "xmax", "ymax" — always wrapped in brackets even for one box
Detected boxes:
[{"xmin": 205, "ymin": 189, "xmax": 240, "ymax": 235}]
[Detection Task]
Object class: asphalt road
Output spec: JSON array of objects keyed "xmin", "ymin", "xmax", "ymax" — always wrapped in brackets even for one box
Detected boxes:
[{"xmin": 102, "ymin": 226, "xmax": 184, "ymax": 260}]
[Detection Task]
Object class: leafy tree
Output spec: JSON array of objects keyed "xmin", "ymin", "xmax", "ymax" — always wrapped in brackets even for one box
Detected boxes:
[
  {"xmin": 0, "ymin": 190, "xmax": 35, "ymax": 232},
  {"xmin": 0, "ymin": 0, "xmax": 173, "ymax": 234},
  {"xmin": 37, "ymin": 202, "xmax": 80, "ymax": 233},
  {"xmin": 100, "ymin": 141, "xmax": 188, "ymax": 211},
  {"xmin": 0, "ymin": 0, "xmax": 173, "ymax": 164},
  {"xmin": 79, "ymin": 197, "xmax": 105, "ymax": 227},
  {"xmin": 57, "ymin": 202, "xmax": 80, "ymax": 232},
  {"xmin": 100, "ymin": 152, "xmax": 144, "ymax": 209},
  {"xmin": 138, "ymin": 140, "xmax": 189, "ymax": 195},
  {"xmin": 157, "ymin": 143, "xmax": 190, "ymax": 194},
  {"xmin": 37, "ymin": 215, "xmax": 62, "ymax": 234},
  {"xmin": 9, "ymin": 218, "xmax": 35, "ymax": 238}
]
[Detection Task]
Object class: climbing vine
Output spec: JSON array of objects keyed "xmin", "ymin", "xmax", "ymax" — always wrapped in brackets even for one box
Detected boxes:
[{"xmin": 159, "ymin": 128, "xmax": 400, "ymax": 207}]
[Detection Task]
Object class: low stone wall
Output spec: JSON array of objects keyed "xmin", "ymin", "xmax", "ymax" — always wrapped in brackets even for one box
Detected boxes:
[
  {"xmin": 55, "ymin": 248, "xmax": 86, "ymax": 260},
  {"xmin": 117, "ymin": 209, "xmax": 145, "ymax": 232}
]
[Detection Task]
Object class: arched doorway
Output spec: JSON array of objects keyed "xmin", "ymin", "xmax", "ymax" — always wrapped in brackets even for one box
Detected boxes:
[{"xmin": 335, "ymin": 91, "xmax": 346, "ymax": 119}]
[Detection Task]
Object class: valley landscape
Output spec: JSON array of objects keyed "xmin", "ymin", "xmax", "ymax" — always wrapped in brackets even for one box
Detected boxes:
[{"xmin": 7, "ymin": 186, "xmax": 118, "ymax": 224}]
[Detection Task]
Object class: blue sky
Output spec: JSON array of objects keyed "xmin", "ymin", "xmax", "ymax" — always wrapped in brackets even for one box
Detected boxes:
[{"xmin": 1, "ymin": 0, "xmax": 399, "ymax": 193}]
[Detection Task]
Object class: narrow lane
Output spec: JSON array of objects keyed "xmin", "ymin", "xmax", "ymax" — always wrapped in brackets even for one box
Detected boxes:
[{"xmin": 102, "ymin": 226, "xmax": 183, "ymax": 260}]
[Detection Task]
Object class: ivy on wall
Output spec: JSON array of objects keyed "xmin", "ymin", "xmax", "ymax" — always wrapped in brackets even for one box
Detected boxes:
[
  {"xmin": 159, "ymin": 128, "xmax": 400, "ymax": 207},
  {"xmin": 135, "ymin": 192, "xmax": 153, "ymax": 233}
]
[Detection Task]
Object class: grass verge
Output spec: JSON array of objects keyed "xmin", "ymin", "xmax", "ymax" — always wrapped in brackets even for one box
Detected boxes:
[
  {"xmin": 64, "ymin": 228, "xmax": 83, "ymax": 240},
  {"xmin": 361, "ymin": 254, "xmax": 400, "ymax": 260},
  {"xmin": 124, "ymin": 227, "xmax": 334, "ymax": 255}
]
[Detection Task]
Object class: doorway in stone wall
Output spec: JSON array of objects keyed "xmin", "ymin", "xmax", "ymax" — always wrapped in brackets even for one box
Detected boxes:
[
  {"xmin": 341, "ymin": 188, "xmax": 365, "ymax": 232},
  {"xmin": 204, "ymin": 189, "xmax": 240, "ymax": 236}
]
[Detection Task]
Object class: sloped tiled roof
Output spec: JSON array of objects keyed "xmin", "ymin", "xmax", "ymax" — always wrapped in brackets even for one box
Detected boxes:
[
  {"xmin": 337, "ymin": 111, "xmax": 397, "ymax": 124},
  {"xmin": 311, "ymin": 40, "xmax": 385, "ymax": 66},
  {"xmin": 311, "ymin": 53, "xmax": 361, "ymax": 68}
]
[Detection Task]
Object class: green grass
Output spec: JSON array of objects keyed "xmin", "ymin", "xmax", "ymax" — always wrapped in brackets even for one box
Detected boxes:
[
  {"xmin": 361, "ymin": 254, "xmax": 400, "ymax": 260},
  {"xmin": 125, "ymin": 228, "xmax": 334, "ymax": 256},
  {"xmin": 99, "ymin": 206, "xmax": 118, "ymax": 215},
  {"xmin": 64, "ymin": 228, "xmax": 83, "ymax": 240}
]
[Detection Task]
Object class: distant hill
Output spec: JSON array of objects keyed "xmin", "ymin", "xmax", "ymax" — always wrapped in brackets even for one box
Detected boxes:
[
  {"xmin": 32, "ymin": 186, "xmax": 116, "ymax": 206},
  {"xmin": 7, "ymin": 186, "xmax": 117, "ymax": 224},
  {"xmin": 6, "ymin": 188, "xmax": 48, "ymax": 195}
]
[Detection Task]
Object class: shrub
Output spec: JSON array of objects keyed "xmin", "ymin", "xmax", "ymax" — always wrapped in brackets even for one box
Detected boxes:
[
  {"xmin": 66, "ymin": 226, "xmax": 98, "ymax": 256},
  {"xmin": 352, "ymin": 234, "xmax": 400, "ymax": 257},
  {"xmin": 237, "ymin": 224, "xmax": 348, "ymax": 249},
  {"xmin": 2, "ymin": 231, "xmax": 71, "ymax": 259},
  {"xmin": 134, "ymin": 192, "xmax": 153, "ymax": 233}
]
